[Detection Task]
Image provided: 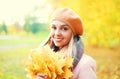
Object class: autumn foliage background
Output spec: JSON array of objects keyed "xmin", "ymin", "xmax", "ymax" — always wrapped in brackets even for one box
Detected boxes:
[{"xmin": 0, "ymin": 0, "xmax": 120, "ymax": 79}]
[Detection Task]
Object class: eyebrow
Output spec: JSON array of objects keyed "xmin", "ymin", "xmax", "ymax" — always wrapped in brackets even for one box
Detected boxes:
[
  {"xmin": 51, "ymin": 23, "xmax": 69, "ymax": 26},
  {"xmin": 61, "ymin": 24, "xmax": 69, "ymax": 26}
]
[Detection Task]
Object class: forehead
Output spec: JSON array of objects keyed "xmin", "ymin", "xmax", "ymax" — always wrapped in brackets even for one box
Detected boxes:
[{"xmin": 51, "ymin": 20, "xmax": 68, "ymax": 26}]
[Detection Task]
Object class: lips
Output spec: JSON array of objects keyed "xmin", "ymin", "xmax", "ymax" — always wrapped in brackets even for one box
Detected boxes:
[{"xmin": 54, "ymin": 38, "xmax": 63, "ymax": 42}]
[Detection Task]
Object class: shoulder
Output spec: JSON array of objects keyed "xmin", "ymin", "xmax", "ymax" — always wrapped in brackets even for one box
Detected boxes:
[
  {"xmin": 79, "ymin": 54, "xmax": 96, "ymax": 68},
  {"xmin": 74, "ymin": 54, "xmax": 96, "ymax": 71},
  {"xmin": 73, "ymin": 54, "xmax": 96, "ymax": 73},
  {"xmin": 72, "ymin": 54, "xmax": 97, "ymax": 79}
]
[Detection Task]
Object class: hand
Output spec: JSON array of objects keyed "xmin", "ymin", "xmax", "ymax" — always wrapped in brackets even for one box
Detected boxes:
[{"xmin": 35, "ymin": 73, "xmax": 48, "ymax": 79}]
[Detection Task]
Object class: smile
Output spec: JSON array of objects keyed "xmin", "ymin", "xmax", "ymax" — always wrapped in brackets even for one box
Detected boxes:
[{"xmin": 54, "ymin": 38, "xmax": 63, "ymax": 42}]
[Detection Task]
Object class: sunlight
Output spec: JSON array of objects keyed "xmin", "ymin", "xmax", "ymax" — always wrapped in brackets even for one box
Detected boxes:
[{"xmin": 0, "ymin": 0, "xmax": 50, "ymax": 25}]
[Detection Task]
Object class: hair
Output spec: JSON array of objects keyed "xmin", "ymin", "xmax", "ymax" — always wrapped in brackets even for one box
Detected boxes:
[{"xmin": 41, "ymin": 33, "xmax": 84, "ymax": 68}]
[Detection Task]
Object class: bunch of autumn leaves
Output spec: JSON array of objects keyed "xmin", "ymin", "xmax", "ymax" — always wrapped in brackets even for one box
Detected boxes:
[{"xmin": 24, "ymin": 46, "xmax": 73, "ymax": 79}]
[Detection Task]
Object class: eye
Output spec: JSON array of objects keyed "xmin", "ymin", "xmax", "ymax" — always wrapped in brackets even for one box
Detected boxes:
[
  {"xmin": 62, "ymin": 27, "xmax": 68, "ymax": 31},
  {"xmin": 61, "ymin": 25, "xmax": 69, "ymax": 31},
  {"xmin": 51, "ymin": 25, "xmax": 56, "ymax": 30}
]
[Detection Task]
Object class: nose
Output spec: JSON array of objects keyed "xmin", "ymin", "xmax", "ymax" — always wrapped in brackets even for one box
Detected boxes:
[{"xmin": 55, "ymin": 29, "xmax": 61, "ymax": 36}]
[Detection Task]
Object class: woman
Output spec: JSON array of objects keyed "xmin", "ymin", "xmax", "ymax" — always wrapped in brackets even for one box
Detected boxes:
[{"xmin": 36, "ymin": 7, "xmax": 97, "ymax": 79}]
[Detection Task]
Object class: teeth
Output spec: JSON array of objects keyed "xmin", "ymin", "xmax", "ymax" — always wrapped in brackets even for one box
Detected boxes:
[{"xmin": 55, "ymin": 38, "xmax": 62, "ymax": 41}]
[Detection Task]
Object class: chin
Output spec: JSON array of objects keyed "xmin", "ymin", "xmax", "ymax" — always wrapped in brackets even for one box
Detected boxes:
[{"xmin": 54, "ymin": 44, "xmax": 62, "ymax": 47}]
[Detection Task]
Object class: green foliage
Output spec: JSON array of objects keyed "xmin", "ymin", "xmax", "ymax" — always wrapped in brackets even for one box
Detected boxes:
[
  {"xmin": 30, "ymin": 22, "xmax": 48, "ymax": 34},
  {"xmin": 0, "ymin": 22, "xmax": 8, "ymax": 34},
  {"xmin": 23, "ymin": 15, "xmax": 48, "ymax": 34},
  {"xmin": 23, "ymin": 15, "xmax": 37, "ymax": 33}
]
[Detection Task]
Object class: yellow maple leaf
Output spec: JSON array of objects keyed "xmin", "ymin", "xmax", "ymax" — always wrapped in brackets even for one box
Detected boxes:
[{"xmin": 24, "ymin": 46, "xmax": 73, "ymax": 79}]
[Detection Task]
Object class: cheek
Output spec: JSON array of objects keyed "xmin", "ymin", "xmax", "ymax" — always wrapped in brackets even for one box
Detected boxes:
[
  {"xmin": 64, "ymin": 32, "xmax": 72, "ymax": 42},
  {"xmin": 67, "ymin": 34, "xmax": 72, "ymax": 42},
  {"xmin": 50, "ymin": 31, "xmax": 54, "ymax": 37}
]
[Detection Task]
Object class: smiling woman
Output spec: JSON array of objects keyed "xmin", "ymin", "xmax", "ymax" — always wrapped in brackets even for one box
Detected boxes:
[
  {"xmin": 0, "ymin": 0, "xmax": 48, "ymax": 25},
  {"xmin": 27, "ymin": 7, "xmax": 97, "ymax": 79}
]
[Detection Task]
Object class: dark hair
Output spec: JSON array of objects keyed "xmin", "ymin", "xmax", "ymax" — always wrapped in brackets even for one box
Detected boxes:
[{"xmin": 52, "ymin": 42, "xmax": 59, "ymax": 52}]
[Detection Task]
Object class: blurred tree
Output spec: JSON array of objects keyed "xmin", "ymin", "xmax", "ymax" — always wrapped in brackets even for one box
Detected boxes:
[
  {"xmin": 0, "ymin": 22, "xmax": 8, "ymax": 35},
  {"xmin": 0, "ymin": 25, "xmax": 2, "ymax": 33},
  {"xmin": 30, "ymin": 22, "xmax": 47, "ymax": 34},
  {"xmin": 23, "ymin": 15, "xmax": 36, "ymax": 33},
  {"xmin": 14, "ymin": 22, "xmax": 22, "ymax": 32},
  {"xmin": 24, "ymin": 15, "xmax": 48, "ymax": 34},
  {"xmin": 7, "ymin": 25, "xmax": 16, "ymax": 35}
]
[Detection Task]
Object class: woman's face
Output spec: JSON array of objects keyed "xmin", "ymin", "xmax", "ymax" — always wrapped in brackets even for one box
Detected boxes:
[{"xmin": 50, "ymin": 20, "xmax": 72, "ymax": 48}]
